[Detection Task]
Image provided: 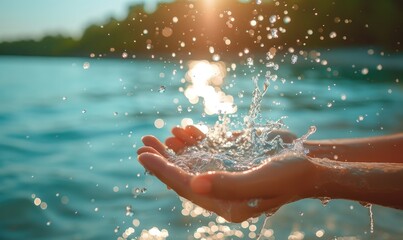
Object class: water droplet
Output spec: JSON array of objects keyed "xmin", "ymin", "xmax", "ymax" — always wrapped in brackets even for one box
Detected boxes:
[
  {"xmin": 315, "ymin": 229, "xmax": 325, "ymax": 238},
  {"xmin": 329, "ymin": 31, "xmax": 337, "ymax": 39},
  {"xmin": 247, "ymin": 57, "xmax": 254, "ymax": 66},
  {"xmin": 113, "ymin": 112, "xmax": 118, "ymax": 116},
  {"xmin": 250, "ymin": 20, "xmax": 257, "ymax": 27},
  {"xmin": 212, "ymin": 54, "xmax": 220, "ymax": 61},
  {"xmin": 83, "ymin": 62, "xmax": 90, "ymax": 69},
  {"xmin": 125, "ymin": 205, "xmax": 134, "ymax": 216},
  {"xmin": 81, "ymin": 109, "xmax": 87, "ymax": 114},
  {"xmin": 283, "ymin": 16, "xmax": 291, "ymax": 24},
  {"xmin": 341, "ymin": 94, "xmax": 347, "ymax": 101},
  {"xmin": 154, "ymin": 118, "xmax": 165, "ymax": 129},
  {"xmin": 291, "ymin": 54, "xmax": 298, "ymax": 64},
  {"xmin": 114, "ymin": 226, "xmax": 120, "ymax": 233},
  {"xmin": 162, "ymin": 27, "xmax": 173, "ymax": 37},
  {"xmin": 269, "ymin": 15, "xmax": 277, "ymax": 24},
  {"xmin": 360, "ymin": 202, "xmax": 374, "ymax": 233},
  {"xmin": 46, "ymin": 221, "xmax": 51, "ymax": 226},
  {"xmin": 62, "ymin": 96, "xmax": 67, "ymax": 101},
  {"xmin": 319, "ymin": 197, "xmax": 331, "ymax": 206},
  {"xmin": 270, "ymin": 28, "xmax": 279, "ymax": 38},
  {"xmin": 158, "ymin": 86, "xmax": 166, "ymax": 93},
  {"xmin": 361, "ymin": 68, "xmax": 369, "ymax": 75},
  {"xmin": 247, "ymin": 199, "xmax": 260, "ymax": 208}
]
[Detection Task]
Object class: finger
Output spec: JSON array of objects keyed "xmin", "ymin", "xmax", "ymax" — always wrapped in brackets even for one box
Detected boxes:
[
  {"xmin": 172, "ymin": 127, "xmax": 198, "ymax": 145},
  {"xmin": 141, "ymin": 135, "xmax": 170, "ymax": 158},
  {"xmin": 165, "ymin": 137, "xmax": 186, "ymax": 153},
  {"xmin": 137, "ymin": 146, "xmax": 163, "ymax": 157},
  {"xmin": 138, "ymin": 153, "xmax": 192, "ymax": 197},
  {"xmin": 138, "ymin": 153, "xmax": 227, "ymax": 216},
  {"xmin": 184, "ymin": 125, "xmax": 206, "ymax": 140}
]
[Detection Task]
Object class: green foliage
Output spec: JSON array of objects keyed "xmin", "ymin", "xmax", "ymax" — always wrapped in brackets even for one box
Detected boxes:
[{"xmin": 0, "ymin": 0, "xmax": 401, "ymax": 57}]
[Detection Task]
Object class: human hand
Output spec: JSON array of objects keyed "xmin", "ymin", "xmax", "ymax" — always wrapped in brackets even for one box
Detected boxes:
[
  {"xmin": 137, "ymin": 128, "xmax": 321, "ymax": 222},
  {"xmin": 164, "ymin": 125, "xmax": 297, "ymax": 154},
  {"xmin": 138, "ymin": 137, "xmax": 277, "ymax": 222}
]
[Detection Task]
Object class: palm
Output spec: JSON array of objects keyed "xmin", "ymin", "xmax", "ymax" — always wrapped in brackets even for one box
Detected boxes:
[
  {"xmin": 137, "ymin": 126, "xmax": 317, "ymax": 222},
  {"xmin": 138, "ymin": 135, "xmax": 285, "ymax": 222}
]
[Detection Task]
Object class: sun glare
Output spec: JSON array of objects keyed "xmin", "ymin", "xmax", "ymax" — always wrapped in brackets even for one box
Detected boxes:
[{"xmin": 184, "ymin": 61, "xmax": 237, "ymax": 115}]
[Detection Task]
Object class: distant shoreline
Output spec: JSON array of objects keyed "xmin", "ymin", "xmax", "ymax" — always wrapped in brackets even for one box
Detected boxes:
[{"xmin": 0, "ymin": 1, "xmax": 401, "ymax": 59}]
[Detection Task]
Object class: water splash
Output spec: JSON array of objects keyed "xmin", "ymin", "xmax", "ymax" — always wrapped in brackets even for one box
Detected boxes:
[
  {"xmin": 168, "ymin": 66, "xmax": 315, "ymax": 174},
  {"xmin": 360, "ymin": 202, "xmax": 374, "ymax": 234}
]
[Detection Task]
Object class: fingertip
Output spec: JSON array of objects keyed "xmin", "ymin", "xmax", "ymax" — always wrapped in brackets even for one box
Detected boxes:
[
  {"xmin": 165, "ymin": 137, "xmax": 186, "ymax": 153},
  {"xmin": 137, "ymin": 153, "xmax": 165, "ymax": 171},
  {"xmin": 185, "ymin": 125, "xmax": 206, "ymax": 139},
  {"xmin": 136, "ymin": 148, "xmax": 144, "ymax": 155},
  {"xmin": 141, "ymin": 135, "xmax": 155, "ymax": 144}
]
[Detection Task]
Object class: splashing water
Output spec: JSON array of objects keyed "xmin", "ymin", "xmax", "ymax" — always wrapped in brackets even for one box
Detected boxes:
[{"xmin": 167, "ymin": 62, "xmax": 316, "ymax": 174}]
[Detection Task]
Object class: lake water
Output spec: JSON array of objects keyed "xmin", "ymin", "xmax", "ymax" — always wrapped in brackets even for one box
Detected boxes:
[{"xmin": 0, "ymin": 52, "xmax": 402, "ymax": 239}]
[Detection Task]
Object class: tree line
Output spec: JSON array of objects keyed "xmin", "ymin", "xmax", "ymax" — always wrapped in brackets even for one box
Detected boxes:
[{"xmin": 0, "ymin": 0, "xmax": 401, "ymax": 59}]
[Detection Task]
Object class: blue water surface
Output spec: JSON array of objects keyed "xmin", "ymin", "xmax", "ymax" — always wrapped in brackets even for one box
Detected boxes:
[{"xmin": 0, "ymin": 51, "xmax": 402, "ymax": 239}]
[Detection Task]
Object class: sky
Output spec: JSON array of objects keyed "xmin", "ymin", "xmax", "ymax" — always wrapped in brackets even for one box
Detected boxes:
[{"xmin": 0, "ymin": 0, "xmax": 165, "ymax": 41}]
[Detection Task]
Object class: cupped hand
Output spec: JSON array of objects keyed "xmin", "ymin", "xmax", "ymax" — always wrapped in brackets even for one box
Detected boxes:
[
  {"xmin": 164, "ymin": 125, "xmax": 297, "ymax": 154},
  {"xmin": 137, "ymin": 126, "xmax": 321, "ymax": 222}
]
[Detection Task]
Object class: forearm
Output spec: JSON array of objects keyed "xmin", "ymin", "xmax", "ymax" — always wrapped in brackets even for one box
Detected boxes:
[
  {"xmin": 304, "ymin": 133, "xmax": 403, "ymax": 163},
  {"xmin": 313, "ymin": 158, "xmax": 403, "ymax": 209}
]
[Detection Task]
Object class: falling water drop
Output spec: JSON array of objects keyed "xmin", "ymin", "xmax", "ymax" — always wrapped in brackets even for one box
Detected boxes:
[
  {"xmin": 360, "ymin": 202, "xmax": 374, "ymax": 233},
  {"xmin": 159, "ymin": 86, "xmax": 166, "ymax": 93},
  {"xmin": 319, "ymin": 197, "xmax": 331, "ymax": 207},
  {"xmin": 283, "ymin": 16, "xmax": 291, "ymax": 24},
  {"xmin": 270, "ymin": 28, "xmax": 279, "ymax": 38},
  {"xmin": 83, "ymin": 62, "xmax": 90, "ymax": 69},
  {"xmin": 291, "ymin": 54, "xmax": 298, "ymax": 64},
  {"xmin": 126, "ymin": 205, "xmax": 134, "ymax": 216},
  {"xmin": 269, "ymin": 15, "xmax": 277, "ymax": 24}
]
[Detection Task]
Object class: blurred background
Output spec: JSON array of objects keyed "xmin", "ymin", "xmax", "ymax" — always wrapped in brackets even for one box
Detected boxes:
[{"xmin": 0, "ymin": 0, "xmax": 402, "ymax": 239}]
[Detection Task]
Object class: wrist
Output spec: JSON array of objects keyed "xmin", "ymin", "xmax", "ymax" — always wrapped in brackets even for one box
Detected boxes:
[
  {"xmin": 307, "ymin": 158, "xmax": 350, "ymax": 199},
  {"xmin": 304, "ymin": 140, "xmax": 347, "ymax": 161}
]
